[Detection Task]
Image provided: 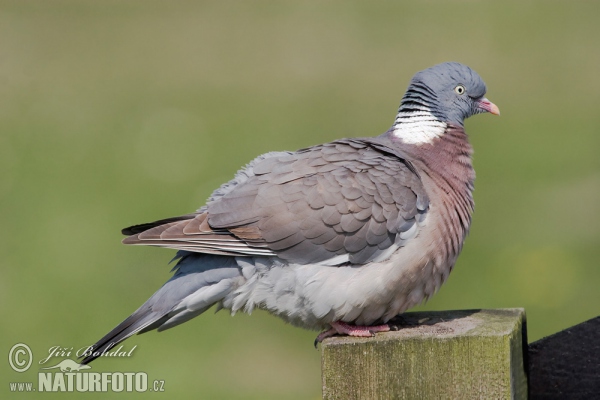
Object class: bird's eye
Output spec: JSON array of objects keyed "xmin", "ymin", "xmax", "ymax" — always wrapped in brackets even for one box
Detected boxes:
[{"xmin": 454, "ymin": 85, "xmax": 466, "ymax": 95}]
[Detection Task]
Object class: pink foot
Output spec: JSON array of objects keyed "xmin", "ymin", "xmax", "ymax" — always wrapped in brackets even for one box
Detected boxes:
[{"xmin": 314, "ymin": 321, "xmax": 391, "ymax": 347}]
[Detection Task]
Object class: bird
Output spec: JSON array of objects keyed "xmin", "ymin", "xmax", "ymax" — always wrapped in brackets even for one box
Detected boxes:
[{"xmin": 81, "ymin": 62, "xmax": 499, "ymax": 364}]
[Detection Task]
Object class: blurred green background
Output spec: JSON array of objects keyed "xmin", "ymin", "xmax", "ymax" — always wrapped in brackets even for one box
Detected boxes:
[{"xmin": 1, "ymin": 1, "xmax": 599, "ymax": 399}]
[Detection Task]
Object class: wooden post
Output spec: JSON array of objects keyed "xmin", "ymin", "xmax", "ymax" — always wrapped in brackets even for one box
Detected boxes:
[{"xmin": 321, "ymin": 308, "xmax": 527, "ymax": 400}]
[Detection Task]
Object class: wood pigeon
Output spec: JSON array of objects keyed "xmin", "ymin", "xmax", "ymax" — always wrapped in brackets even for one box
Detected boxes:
[{"xmin": 82, "ymin": 62, "xmax": 499, "ymax": 364}]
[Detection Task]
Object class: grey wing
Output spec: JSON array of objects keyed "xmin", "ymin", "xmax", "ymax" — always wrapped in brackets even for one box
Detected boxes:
[
  {"xmin": 200, "ymin": 151, "xmax": 294, "ymax": 212},
  {"xmin": 121, "ymin": 151, "xmax": 291, "ymax": 256},
  {"xmin": 208, "ymin": 139, "xmax": 429, "ymax": 264},
  {"xmin": 123, "ymin": 139, "xmax": 429, "ymax": 265}
]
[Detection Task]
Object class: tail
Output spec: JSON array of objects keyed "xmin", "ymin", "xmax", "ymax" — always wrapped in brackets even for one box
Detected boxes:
[{"xmin": 81, "ymin": 253, "xmax": 241, "ymax": 364}]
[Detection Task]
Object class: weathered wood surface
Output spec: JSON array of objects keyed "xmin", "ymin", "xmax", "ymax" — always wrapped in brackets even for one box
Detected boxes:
[
  {"xmin": 321, "ymin": 308, "xmax": 527, "ymax": 400},
  {"xmin": 528, "ymin": 315, "xmax": 600, "ymax": 399}
]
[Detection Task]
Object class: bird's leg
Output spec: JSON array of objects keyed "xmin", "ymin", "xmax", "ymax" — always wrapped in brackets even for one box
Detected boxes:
[{"xmin": 314, "ymin": 321, "xmax": 391, "ymax": 347}]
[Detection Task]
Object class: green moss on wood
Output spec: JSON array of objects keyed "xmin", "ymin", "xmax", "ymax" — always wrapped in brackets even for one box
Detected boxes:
[{"xmin": 321, "ymin": 309, "xmax": 527, "ymax": 399}]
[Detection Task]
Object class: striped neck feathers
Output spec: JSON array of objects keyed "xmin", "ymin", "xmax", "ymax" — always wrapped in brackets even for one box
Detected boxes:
[
  {"xmin": 391, "ymin": 80, "xmax": 453, "ymax": 145},
  {"xmin": 391, "ymin": 108, "xmax": 448, "ymax": 145}
]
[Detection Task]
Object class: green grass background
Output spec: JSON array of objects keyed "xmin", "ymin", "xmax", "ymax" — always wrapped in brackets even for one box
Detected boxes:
[{"xmin": 1, "ymin": 1, "xmax": 599, "ymax": 398}]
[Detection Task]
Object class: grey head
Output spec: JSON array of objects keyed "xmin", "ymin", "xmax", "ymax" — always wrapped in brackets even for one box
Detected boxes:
[{"xmin": 398, "ymin": 62, "xmax": 499, "ymax": 126}]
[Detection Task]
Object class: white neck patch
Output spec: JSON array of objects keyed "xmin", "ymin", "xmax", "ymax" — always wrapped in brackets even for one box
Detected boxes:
[{"xmin": 392, "ymin": 110, "xmax": 447, "ymax": 145}]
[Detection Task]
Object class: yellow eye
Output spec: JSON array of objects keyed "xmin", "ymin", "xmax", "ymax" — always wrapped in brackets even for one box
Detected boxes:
[{"xmin": 454, "ymin": 85, "xmax": 466, "ymax": 95}]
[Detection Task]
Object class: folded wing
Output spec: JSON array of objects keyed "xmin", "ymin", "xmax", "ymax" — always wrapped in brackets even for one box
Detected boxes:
[{"xmin": 123, "ymin": 139, "xmax": 429, "ymax": 265}]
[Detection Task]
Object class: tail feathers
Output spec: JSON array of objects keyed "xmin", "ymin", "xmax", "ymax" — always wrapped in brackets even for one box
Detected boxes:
[
  {"xmin": 81, "ymin": 306, "xmax": 168, "ymax": 364},
  {"xmin": 82, "ymin": 253, "xmax": 243, "ymax": 365}
]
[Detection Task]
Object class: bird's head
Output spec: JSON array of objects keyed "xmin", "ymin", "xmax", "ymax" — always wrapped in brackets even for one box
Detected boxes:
[{"xmin": 401, "ymin": 62, "xmax": 500, "ymax": 126}]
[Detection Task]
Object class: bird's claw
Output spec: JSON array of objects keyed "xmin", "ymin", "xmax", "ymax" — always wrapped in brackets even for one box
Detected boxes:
[{"xmin": 314, "ymin": 321, "xmax": 390, "ymax": 348}]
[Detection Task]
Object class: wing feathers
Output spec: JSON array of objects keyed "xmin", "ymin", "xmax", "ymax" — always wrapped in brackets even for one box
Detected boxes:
[{"xmin": 121, "ymin": 138, "xmax": 429, "ymax": 265}]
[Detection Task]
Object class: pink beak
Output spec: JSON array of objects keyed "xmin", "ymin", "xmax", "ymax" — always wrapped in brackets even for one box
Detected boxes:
[{"xmin": 478, "ymin": 97, "xmax": 500, "ymax": 115}]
